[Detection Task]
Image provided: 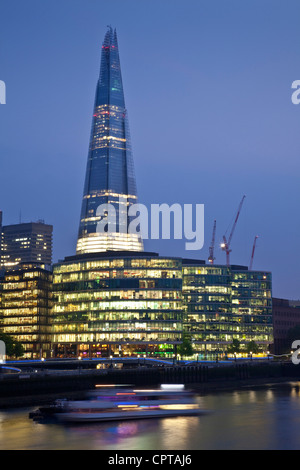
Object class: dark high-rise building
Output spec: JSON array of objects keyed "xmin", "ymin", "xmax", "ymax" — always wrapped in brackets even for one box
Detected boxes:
[
  {"xmin": 272, "ymin": 298, "xmax": 300, "ymax": 355},
  {"xmin": 0, "ymin": 211, "xmax": 53, "ymax": 269},
  {"xmin": 77, "ymin": 27, "xmax": 143, "ymax": 255}
]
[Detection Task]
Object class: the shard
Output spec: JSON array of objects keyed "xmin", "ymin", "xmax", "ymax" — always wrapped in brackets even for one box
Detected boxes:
[{"xmin": 76, "ymin": 27, "xmax": 143, "ymax": 254}]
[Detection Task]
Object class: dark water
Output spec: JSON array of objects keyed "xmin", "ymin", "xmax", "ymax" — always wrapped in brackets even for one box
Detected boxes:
[{"xmin": 1, "ymin": 382, "xmax": 300, "ymax": 450}]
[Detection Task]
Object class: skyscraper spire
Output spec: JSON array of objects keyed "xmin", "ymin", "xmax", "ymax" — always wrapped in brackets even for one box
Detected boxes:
[{"xmin": 76, "ymin": 27, "xmax": 143, "ymax": 254}]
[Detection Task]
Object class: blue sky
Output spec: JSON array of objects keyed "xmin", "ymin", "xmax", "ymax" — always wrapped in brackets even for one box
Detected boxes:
[{"xmin": 0, "ymin": 0, "xmax": 299, "ymax": 299}]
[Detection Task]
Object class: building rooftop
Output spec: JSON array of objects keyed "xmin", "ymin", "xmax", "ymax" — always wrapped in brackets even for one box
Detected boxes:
[{"xmin": 61, "ymin": 250, "xmax": 162, "ymax": 264}]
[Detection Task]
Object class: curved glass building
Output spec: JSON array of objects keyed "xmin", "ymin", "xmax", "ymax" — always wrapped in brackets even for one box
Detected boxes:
[
  {"xmin": 77, "ymin": 27, "xmax": 143, "ymax": 254},
  {"xmin": 51, "ymin": 252, "xmax": 183, "ymax": 358}
]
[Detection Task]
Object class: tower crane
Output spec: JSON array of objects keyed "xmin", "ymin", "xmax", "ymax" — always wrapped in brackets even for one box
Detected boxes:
[
  {"xmin": 221, "ymin": 195, "xmax": 246, "ymax": 266},
  {"xmin": 208, "ymin": 220, "xmax": 217, "ymax": 265},
  {"xmin": 249, "ymin": 235, "xmax": 258, "ymax": 271}
]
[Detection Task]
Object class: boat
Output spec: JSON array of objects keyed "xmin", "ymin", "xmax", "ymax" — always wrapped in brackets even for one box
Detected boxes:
[
  {"xmin": 52, "ymin": 384, "xmax": 205, "ymax": 423},
  {"xmin": 29, "ymin": 399, "xmax": 67, "ymax": 420}
]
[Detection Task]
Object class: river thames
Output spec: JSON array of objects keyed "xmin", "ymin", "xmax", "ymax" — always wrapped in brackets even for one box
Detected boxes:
[{"xmin": 1, "ymin": 382, "xmax": 300, "ymax": 450}]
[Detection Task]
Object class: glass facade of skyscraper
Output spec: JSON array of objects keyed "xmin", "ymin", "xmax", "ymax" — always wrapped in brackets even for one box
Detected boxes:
[
  {"xmin": 51, "ymin": 253, "xmax": 182, "ymax": 358},
  {"xmin": 77, "ymin": 27, "xmax": 143, "ymax": 254}
]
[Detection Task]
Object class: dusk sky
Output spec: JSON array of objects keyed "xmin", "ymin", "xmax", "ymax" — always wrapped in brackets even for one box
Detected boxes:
[{"xmin": 0, "ymin": 0, "xmax": 299, "ymax": 299}]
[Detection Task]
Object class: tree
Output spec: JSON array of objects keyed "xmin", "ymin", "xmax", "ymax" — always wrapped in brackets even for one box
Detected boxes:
[
  {"xmin": 13, "ymin": 342, "xmax": 25, "ymax": 359},
  {"xmin": 245, "ymin": 340, "xmax": 260, "ymax": 354},
  {"xmin": 284, "ymin": 325, "xmax": 300, "ymax": 355},
  {"xmin": 0, "ymin": 332, "xmax": 24, "ymax": 359},
  {"xmin": 177, "ymin": 335, "xmax": 194, "ymax": 358},
  {"xmin": 227, "ymin": 338, "xmax": 241, "ymax": 354}
]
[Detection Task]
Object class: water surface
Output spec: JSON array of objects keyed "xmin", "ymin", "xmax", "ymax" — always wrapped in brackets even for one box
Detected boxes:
[{"xmin": 1, "ymin": 382, "xmax": 300, "ymax": 450}]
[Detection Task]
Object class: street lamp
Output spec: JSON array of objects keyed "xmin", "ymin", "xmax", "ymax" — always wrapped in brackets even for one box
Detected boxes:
[{"xmin": 78, "ymin": 355, "xmax": 82, "ymax": 373}]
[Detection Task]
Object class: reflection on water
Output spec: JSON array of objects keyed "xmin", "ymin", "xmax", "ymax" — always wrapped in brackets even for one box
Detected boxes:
[
  {"xmin": 1, "ymin": 382, "xmax": 300, "ymax": 450},
  {"xmin": 160, "ymin": 416, "xmax": 200, "ymax": 450},
  {"xmin": 111, "ymin": 422, "xmax": 139, "ymax": 436}
]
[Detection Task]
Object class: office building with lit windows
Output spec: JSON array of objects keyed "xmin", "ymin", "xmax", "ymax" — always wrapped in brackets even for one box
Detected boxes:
[
  {"xmin": 76, "ymin": 27, "xmax": 143, "ymax": 255},
  {"xmin": 0, "ymin": 27, "xmax": 275, "ymax": 361},
  {"xmin": 49, "ymin": 28, "xmax": 273, "ymax": 359},
  {"xmin": 49, "ymin": 255, "xmax": 273, "ymax": 359},
  {"xmin": 51, "ymin": 252, "xmax": 182, "ymax": 358},
  {"xmin": 182, "ymin": 260, "xmax": 273, "ymax": 358},
  {"xmin": 0, "ymin": 211, "xmax": 53, "ymax": 269},
  {"xmin": 0, "ymin": 263, "xmax": 53, "ymax": 359}
]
